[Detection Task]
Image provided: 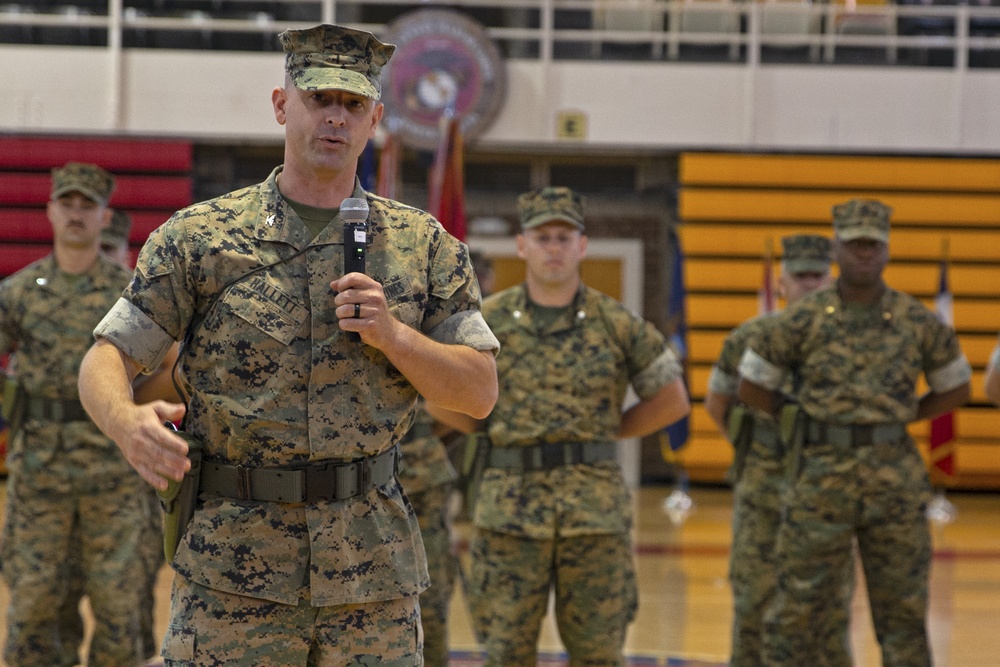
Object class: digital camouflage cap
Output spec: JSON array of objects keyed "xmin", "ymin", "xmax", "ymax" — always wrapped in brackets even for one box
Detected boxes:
[
  {"xmin": 279, "ymin": 24, "xmax": 395, "ymax": 100},
  {"xmin": 782, "ymin": 234, "xmax": 832, "ymax": 274},
  {"xmin": 832, "ymin": 199, "xmax": 891, "ymax": 243},
  {"xmin": 50, "ymin": 162, "xmax": 115, "ymax": 207},
  {"xmin": 101, "ymin": 208, "xmax": 132, "ymax": 247},
  {"xmin": 517, "ymin": 186, "xmax": 585, "ymax": 231}
]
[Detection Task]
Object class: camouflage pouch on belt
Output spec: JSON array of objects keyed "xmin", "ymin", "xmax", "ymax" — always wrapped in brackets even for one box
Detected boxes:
[
  {"xmin": 157, "ymin": 425, "xmax": 204, "ymax": 562},
  {"xmin": 1, "ymin": 379, "xmax": 25, "ymax": 433},
  {"xmin": 725, "ymin": 404, "xmax": 754, "ymax": 485},
  {"xmin": 463, "ymin": 432, "xmax": 491, "ymax": 515}
]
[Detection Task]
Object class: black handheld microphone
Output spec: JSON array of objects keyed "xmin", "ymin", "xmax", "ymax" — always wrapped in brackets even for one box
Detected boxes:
[{"xmin": 342, "ymin": 197, "xmax": 369, "ymax": 343}]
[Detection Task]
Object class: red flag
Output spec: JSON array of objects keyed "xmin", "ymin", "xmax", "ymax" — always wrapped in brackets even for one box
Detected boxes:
[
  {"xmin": 758, "ymin": 239, "xmax": 776, "ymax": 315},
  {"xmin": 929, "ymin": 250, "xmax": 956, "ymax": 480},
  {"xmin": 428, "ymin": 112, "xmax": 466, "ymax": 241},
  {"xmin": 375, "ymin": 131, "xmax": 401, "ymax": 201}
]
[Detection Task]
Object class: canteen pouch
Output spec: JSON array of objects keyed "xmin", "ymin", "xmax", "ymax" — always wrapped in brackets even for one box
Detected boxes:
[
  {"xmin": 157, "ymin": 425, "xmax": 204, "ymax": 562},
  {"xmin": 463, "ymin": 432, "xmax": 491, "ymax": 516},
  {"xmin": 1, "ymin": 379, "xmax": 25, "ymax": 433},
  {"xmin": 725, "ymin": 404, "xmax": 754, "ymax": 485}
]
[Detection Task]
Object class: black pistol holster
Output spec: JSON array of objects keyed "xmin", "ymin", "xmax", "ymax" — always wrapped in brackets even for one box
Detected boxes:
[{"xmin": 157, "ymin": 424, "xmax": 204, "ymax": 562}]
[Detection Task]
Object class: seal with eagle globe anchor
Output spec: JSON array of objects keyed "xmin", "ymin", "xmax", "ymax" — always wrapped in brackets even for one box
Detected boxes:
[{"xmin": 381, "ymin": 9, "xmax": 508, "ymax": 151}]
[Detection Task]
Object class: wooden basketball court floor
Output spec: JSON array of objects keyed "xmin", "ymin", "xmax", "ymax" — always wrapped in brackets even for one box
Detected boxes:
[{"xmin": 1, "ymin": 485, "xmax": 998, "ymax": 666}]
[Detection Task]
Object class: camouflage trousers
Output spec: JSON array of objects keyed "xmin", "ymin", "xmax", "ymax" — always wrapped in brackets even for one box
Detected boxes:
[
  {"xmin": 467, "ymin": 529, "xmax": 637, "ymax": 667},
  {"xmin": 161, "ymin": 575, "xmax": 424, "ymax": 666},
  {"xmin": 58, "ymin": 483, "xmax": 165, "ymax": 665},
  {"xmin": 763, "ymin": 438, "xmax": 932, "ymax": 667},
  {"xmin": 729, "ymin": 439, "xmax": 854, "ymax": 667},
  {"xmin": 0, "ymin": 472, "xmax": 147, "ymax": 667},
  {"xmin": 407, "ymin": 482, "xmax": 457, "ymax": 667}
]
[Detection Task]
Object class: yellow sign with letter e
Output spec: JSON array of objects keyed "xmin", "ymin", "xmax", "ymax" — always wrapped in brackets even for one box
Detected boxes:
[{"xmin": 557, "ymin": 111, "xmax": 587, "ymax": 140}]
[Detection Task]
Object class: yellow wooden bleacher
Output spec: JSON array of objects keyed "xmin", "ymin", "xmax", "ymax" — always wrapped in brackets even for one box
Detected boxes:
[{"xmin": 677, "ymin": 152, "xmax": 1000, "ymax": 490}]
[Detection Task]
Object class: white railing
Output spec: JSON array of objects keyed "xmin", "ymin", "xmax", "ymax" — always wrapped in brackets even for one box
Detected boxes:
[{"xmin": 2, "ymin": 0, "xmax": 999, "ymax": 69}]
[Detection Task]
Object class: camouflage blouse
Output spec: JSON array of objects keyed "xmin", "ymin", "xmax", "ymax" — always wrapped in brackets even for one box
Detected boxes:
[
  {"xmin": 0, "ymin": 254, "xmax": 136, "ymax": 489},
  {"xmin": 476, "ymin": 284, "xmax": 682, "ymax": 538},
  {"xmin": 95, "ymin": 168, "xmax": 498, "ymax": 606},
  {"xmin": 740, "ymin": 285, "xmax": 971, "ymax": 424}
]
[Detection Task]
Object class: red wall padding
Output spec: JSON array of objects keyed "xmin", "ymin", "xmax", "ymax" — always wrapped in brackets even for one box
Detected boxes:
[
  {"xmin": 0, "ymin": 137, "xmax": 193, "ymax": 172},
  {"xmin": 0, "ymin": 208, "xmax": 171, "ymax": 243},
  {"xmin": 0, "ymin": 173, "xmax": 192, "ymax": 208},
  {"xmin": 0, "ymin": 245, "xmax": 52, "ymax": 277}
]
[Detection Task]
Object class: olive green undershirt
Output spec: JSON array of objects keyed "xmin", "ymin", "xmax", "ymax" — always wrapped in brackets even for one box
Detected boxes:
[
  {"xmin": 528, "ymin": 300, "xmax": 573, "ymax": 332},
  {"xmin": 283, "ymin": 194, "xmax": 339, "ymax": 242}
]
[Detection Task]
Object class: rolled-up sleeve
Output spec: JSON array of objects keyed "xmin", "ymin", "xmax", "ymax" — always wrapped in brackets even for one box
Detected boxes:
[
  {"xmin": 927, "ymin": 355, "xmax": 972, "ymax": 394},
  {"xmin": 738, "ymin": 348, "xmax": 786, "ymax": 391},
  {"xmin": 93, "ymin": 297, "xmax": 176, "ymax": 374},
  {"xmin": 427, "ymin": 310, "xmax": 499, "ymax": 355},
  {"xmin": 632, "ymin": 348, "xmax": 682, "ymax": 399}
]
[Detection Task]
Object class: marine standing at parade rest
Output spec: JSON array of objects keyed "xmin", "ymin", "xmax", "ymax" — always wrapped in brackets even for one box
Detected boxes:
[
  {"xmin": 433, "ymin": 187, "xmax": 690, "ymax": 667},
  {"xmin": 77, "ymin": 24, "xmax": 499, "ymax": 666},
  {"xmin": 738, "ymin": 199, "xmax": 972, "ymax": 667},
  {"xmin": 56, "ymin": 207, "xmax": 166, "ymax": 666},
  {"xmin": 0, "ymin": 163, "xmax": 148, "ymax": 667},
  {"xmin": 704, "ymin": 233, "xmax": 855, "ymax": 666}
]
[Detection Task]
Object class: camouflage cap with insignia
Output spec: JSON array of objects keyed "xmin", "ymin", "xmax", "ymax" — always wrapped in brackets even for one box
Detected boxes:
[
  {"xmin": 832, "ymin": 199, "xmax": 891, "ymax": 243},
  {"xmin": 101, "ymin": 208, "xmax": 132, "ymax": 247},
  {"xmin": 517, "ymin": 186, "xmax": 585, "ymax": 231},
  {"xmin": 781, "ymin": 234, "xmax": 832, "ymax": 274},
  {"xmin": 50, "ymin": 162, "xmax": 115, "ymax": 207},
  {"xmin": 279, "ymin": 24, "xmax": 395, "ymax": 100}
]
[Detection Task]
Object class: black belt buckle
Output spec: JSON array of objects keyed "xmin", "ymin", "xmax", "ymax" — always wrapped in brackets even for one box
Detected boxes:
[
  {"xmin": 305, "ymin": 461, "xmax": 337, "ymax": 504},
  {"xmin": 540, "ymin": 444, "xmax": 564, "ymax": 469},
  {"xmin": 853, "ymin": 425, "xmax": 875, "ymax": 447}
]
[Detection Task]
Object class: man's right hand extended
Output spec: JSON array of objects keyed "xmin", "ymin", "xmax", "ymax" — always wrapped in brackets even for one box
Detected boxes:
[{"xmin": 116, "ymin": 401, "xmax": 190, "ymax": 490}]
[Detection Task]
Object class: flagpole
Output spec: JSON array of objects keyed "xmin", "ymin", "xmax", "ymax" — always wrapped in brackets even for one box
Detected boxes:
[
  {"xmin": 662, "ymin": 228, "xmax": 694, "ymax": 525},
  {"xmin": 927, "ymin": 235, "xmax": 957, "ymax": 524}
]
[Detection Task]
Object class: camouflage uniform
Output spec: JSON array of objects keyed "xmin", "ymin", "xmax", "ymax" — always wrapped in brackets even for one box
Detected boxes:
[
  {"xmin": 739, "ymin": 201, "xmax": 972, "ymax": 667},
  {"xmin": 58, "ymin": 206, "xmax": 164, "ymax": 664},
  {"xmin": 471, "ymin": 281, "xmax": 682, "ymax": 667},
  {"xmin": 708, "ymin": 235, "xmax": 853, "ymax": 666},
  {"xmin": 0, "ymin": 251, "xmax": 148, "ymax": 667},
  {"xmin": 94, "ymin": 166, "xmax": 498, "ymax": 665},
  {"xmin": 398, "ymin": 402, "xmax": 458, "ymax": 667}
]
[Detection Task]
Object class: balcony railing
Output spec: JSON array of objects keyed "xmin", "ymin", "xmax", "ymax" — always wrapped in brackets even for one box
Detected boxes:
[{"xmin": 2, "ymin": 0, "xmax": 999, "ymax": 68}]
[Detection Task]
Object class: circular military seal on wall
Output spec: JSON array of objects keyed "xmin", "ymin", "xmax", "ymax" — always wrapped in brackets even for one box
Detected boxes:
[{"xmin": 381, "ymin": 9, "xmax": 507, "ymax": 151}]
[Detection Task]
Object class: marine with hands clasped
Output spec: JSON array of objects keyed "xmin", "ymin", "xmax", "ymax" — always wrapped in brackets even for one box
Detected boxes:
[
  {"xmin": 0, "ymin": 163, "xmax": 148, "ymax": 667},
  {"xmin": 738, "ymin": 199, "xmax": 972, "ymax": 667},
  {"xmin": 77, "ymin": 23, "xmax": 498, "ymax": 667},
  {"xmin": 433, "ymin": 187, "xmax": 691, "ymax": 667},
  {"xmin": 704, "ymin": 234, "xmax": 855, "ymax": 666}
]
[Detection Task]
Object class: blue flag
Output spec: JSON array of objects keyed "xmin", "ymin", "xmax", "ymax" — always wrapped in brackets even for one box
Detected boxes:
[{"xmin": 664, "ymin": 228, "xmax": 689, "ymax": 452}]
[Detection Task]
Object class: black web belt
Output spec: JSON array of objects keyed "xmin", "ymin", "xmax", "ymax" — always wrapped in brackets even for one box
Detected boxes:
[
  {"xmin": 487, "ymin": 441, "xmax": 617, "ymax": 471},
  {"xmin": 199, "ymin": 444, "xmax": 400, "ymax": 503},
  {"xmin": 24, "ymin": 395, "xmax": 89, "ymax": 423},
  {"xmin": 805, "ymin": 421, "xmax": 907, "ymax": 447}
]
